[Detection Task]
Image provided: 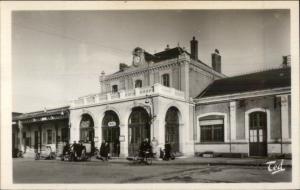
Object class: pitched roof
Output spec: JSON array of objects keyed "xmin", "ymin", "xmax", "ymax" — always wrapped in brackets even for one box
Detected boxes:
[
  {"xmin": 13, "ymin": 106, "xmax": 69, "ymax": 120},
  {"xmin": 196, "ymin": 67, "xmax": 291, "ymax": 98},
  {"xmin": 109, "ymin": 46, "xmax": 224, "ymax": 78},
  {"xmin": 152, "ymin": 47, "xmax": 184, "ymax": 62}
]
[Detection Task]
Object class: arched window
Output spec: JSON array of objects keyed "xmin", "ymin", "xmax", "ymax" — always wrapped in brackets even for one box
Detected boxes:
[
  {"xmin": 128, "ymin": 107, "xmax": 150, "ymax": 156},
  {"xmin": 102, "ymin": 111, "xmax": 120, "ymax": 157},
  {"xmin": 162, "ymin": 74, "xmax": 170, "ymax": 87},
  {"xmin": 80, "ymin": 114, "xmax": 94, "ymax": 142},
  {"xmin": 165, "ymin": 107, "xmax": 180, "ymax": 152},
  {"xmin": 199, "ymin": 115, "xmax": 224, "ymax": 142},
  {"xmin": 112, "ymin": 85, "xmax": 118, "ymax": 93},
  {"xmin": 135, "ymin": 80, "xmax": 142, "ymax": 88}
]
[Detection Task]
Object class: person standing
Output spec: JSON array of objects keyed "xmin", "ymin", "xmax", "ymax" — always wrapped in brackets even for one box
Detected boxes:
[
  {"xmin": 151, "ymin": 137, "xmax": 158, "ymax": 159},
  {"xmin": 76, "ymin": 141, "xmax": 83, "ymax": 160},
  {"xmin": 97, "ymin": 140, "xmax": 106, "ymax": 161},
  {"xmin": 104, "ymin": 141, "xmax": 110, "ymax": 161},
  {"xmin": 71, "ymin": 141, "xmax": 78, "ymax": 161},
  {"xmin": 139, "ymin": 138, "xmax": 152, "ymax": 158},
  {"xmin": 164, "ymin": 141, "xmax": 172, "ymax": 161}
]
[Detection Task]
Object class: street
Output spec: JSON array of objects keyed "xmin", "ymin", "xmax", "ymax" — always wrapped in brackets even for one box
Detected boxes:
[{"xmin": 13, "ymin": 158, "xmax": 291, "ymax": 183}]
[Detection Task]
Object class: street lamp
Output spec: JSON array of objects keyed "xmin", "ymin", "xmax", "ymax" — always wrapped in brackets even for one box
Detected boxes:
[
  {"xmin": 144, "ymin": 94, "xmax": 157, "ymax": 143},
  {"xmin": 145, "ymin": 94, "xmax": 156, "ymax": 123}
]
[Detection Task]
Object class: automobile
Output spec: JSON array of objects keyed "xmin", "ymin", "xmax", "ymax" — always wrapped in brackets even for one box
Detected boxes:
[{"xmin": 35, "ymin": 144, "xmax": 56, "ymax": 160}]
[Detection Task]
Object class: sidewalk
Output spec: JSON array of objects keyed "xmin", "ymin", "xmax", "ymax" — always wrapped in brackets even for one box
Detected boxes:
[{"xmin": 94, "ymin": 156, "xmax": 292, "ymax": 167}]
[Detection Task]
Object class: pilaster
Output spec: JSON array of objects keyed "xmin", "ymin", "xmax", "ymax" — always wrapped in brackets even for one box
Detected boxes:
[
  {"xmin": 280, "ymin": 95, "xmax": 290, "ymax": 141},
  {"xmin": 230, "ymin": 101, "xmax": 237, "ymax": 141},
  {"xmin": 119, "ymin": 124, "xmax": 128, "ymax": 157}
]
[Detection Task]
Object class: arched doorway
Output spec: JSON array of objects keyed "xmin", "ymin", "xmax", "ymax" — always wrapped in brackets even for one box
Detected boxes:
[
  {"xmin": 128, "ymin": 107, "xmax": 150, "ymax": 156},
  {"xmin": 249, "ymin": 111, "xmax": 267, "ymax": 156},
  {"xmin": 80, "ymin": 114, "xmax": 95, "ymax": 153},
  {"xmin": 102, "ymin": 111, "xmax": 120, "ymax": 157},
  {"xmin": 165, "ymin": 107, "xmax": 180, "ymax": 153}
]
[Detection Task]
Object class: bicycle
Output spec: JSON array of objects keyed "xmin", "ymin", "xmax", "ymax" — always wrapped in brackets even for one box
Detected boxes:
[{"xmin": 133, "ymin": 150, "xmax": 153, "ymax": 165}]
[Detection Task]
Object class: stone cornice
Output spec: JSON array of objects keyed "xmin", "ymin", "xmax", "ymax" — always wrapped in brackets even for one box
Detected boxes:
[
  {"xmin": 70, "ymin": 93, "xmax": 193, "ymax": 111},
  {"xmin": 101, "ymin": 54, "xmax": 224, "ymax": 82},
  {"xmin": 195, "ymin": 87, "xmax": 291, "ymax": 104},
  {"xmin": 103, "ymin": 57, "xmax": 184, "ymax": 81}
]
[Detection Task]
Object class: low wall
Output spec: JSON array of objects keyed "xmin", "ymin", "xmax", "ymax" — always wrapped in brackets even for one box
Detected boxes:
[{"xmin": 195, "ymin": 143, "xmax": 291, "ymax": 156}]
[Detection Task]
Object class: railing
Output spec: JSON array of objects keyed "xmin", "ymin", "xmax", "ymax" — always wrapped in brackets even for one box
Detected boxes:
[
  {"xmin": 125, "ymin": 89, "xmax": 135, "ymax": 97},
  {"xmin": 140, "ymin": 86, "xmax": 153, "ymax": 95},
  {"xmin": 70, "ymin": 83, "xmax": 185, "ymax": 108},
  {"xmin": 111, "ymin": 92, "xmax": 120, "ymax": 99}
]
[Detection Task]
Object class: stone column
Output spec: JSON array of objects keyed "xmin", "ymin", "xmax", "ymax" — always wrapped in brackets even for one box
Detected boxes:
[
  {"xmin": 69, "ymin": 113, "xmax": 80, "ymax": 143},
  {"xmin": 18, "ymin": 121, "xmax": 24, "ymax": 152},
  {"xmin": 119, "ymin": 123, "xmax": 128, "ymax": 157},
  {"xmin": 94, "ymin": 126, "xmax": 100, "ymax": 149},
  {"xmin": 280, "ymin": 95, "xmax": 290, "ymax": 141},
  {"xmin": 229, "ymin": 101, "xmax": 237, "ymax": 141},
  {"xmin": 152, "ymin": 97, "xmax": 164, "ymax": 148}
]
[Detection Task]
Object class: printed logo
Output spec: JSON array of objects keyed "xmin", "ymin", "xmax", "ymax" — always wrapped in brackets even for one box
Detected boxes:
[{"xmin": 266, "ymin": 159, "xmax": 285, "ymax": 174}]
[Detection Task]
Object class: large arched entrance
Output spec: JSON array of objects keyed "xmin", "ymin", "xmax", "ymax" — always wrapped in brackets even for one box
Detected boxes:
[
  {"xmin": 165, "ymin": 107, "xmax": 180, "ymax": 153},
  {"xmin": 128, "ymin": 107, "xmax": 150, "ymax": 156},
  {"xmin": 80, "ymin": 114, "xmax": 95, "ymax": 153},
  {"xmin": 249, "ymin": 111, "xmax": 267, "ymax": 156},
  {"xmin": 102, "ymin": 110, "xmax": 120, "ymax": 157}
]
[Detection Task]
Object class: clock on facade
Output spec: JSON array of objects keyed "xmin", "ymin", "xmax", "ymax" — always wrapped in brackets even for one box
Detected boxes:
[{"xmin": 133, "ymin": 55, "xmax": 141, "ymax": 66}]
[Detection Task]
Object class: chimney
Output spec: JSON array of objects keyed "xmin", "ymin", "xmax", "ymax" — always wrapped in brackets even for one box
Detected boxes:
[
  {"xmin": 190, "ymin": 36, "xmax": 198, "ymax": 60},
  {"xmin": 282, "ymin": 55, "xmax": 289, "ymax": 68},
  {"xmin": 119, "ymin": 63, "xmax": 129, "ymax": 71},
  {"xmin": 212, "ymin": 49, "xmax": 221, "ymax": 73},
  {"xmin": 165, "ymin": 44, "xmax": 170, "ymax": 51}
]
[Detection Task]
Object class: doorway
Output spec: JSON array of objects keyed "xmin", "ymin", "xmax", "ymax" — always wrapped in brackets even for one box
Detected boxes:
[
  {"xmin": 128, "ymin": 107, "xmax": 150, "ymax": 156},
  {"xmin": 249, "ymin": 111, "xmax": 267, "ymax": 156}
]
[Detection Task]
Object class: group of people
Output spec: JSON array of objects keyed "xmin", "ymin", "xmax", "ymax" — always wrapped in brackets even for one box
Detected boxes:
[
  {"xmin": 62, "ymin": 140, "xmax": 87, "ymax": 161},
  {"xmin": 139, "ymin": 137, "xmax": 175, "ymax": 161},
  {"xmin": 62, "ymin": 137, "xmax": 175, "ymax": 162}
]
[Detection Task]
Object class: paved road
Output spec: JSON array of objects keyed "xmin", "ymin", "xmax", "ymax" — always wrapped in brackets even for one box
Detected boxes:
[{"xmin": 13, "ymin": 159, "xmax": 291, "ymax": 183}]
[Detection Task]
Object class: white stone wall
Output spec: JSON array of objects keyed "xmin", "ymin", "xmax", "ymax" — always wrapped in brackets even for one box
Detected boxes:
[
  {"xmin": 195, "ymin": 94, "xmax": 292, "ymax": 156},
  {"xmin": 69, "ymin": 94, "xmax": 194, "ymax": 157}
]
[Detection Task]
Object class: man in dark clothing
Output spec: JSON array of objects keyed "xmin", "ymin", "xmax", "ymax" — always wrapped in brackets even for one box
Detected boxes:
[
  {"xmin": 164, "ymin": 142, "xmax": 172, "ymax": 161},
  {"xmin": 98, "ymin": 140, "xmax": 109, "ymax": 161},
  {"xmin": 63, "ymin": 142, "xmax": 71, "ymax": 156},
  {"xmin": 139, "ymin": 138, "xmax": 152, "ymax": 158},
  {"xmin": 78, "ymin": 141, "xmax": 86, "ymax": 160},
  {"xmin": 71, "ymin": 141, "xmax": 78, "ymax": 161},
  {"xmin": 104, "ymin": 142, "xmax": 110, "ymax": 160},
  {"xmin": 114, "ymin": 139, "xmax": 120, "ymax": 157},
  {"xmin": 76, "ymin": 141, "xmax": 86, "ymax": 160}
]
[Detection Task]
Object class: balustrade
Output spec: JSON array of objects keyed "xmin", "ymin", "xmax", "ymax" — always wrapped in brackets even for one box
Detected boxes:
[{"xmin": 71, "ymin": 83, "xmax": 185, "ymax": 108}]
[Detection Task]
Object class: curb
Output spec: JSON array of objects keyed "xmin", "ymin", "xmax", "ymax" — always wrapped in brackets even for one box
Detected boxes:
[{"xmin": 104, "ymin": 159, "xmax": 292, "ymax": 168}]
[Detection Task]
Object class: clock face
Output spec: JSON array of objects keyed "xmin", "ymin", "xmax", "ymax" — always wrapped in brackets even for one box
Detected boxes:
[{"xmin": 133, "ymin": 56, "xmax": 141, "ymax": 66}]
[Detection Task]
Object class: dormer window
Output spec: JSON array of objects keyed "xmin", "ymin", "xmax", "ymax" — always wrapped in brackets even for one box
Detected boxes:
[
  {"xmin": 112, "ymin": 85, "xmax": 118, "ymax": 93},
  {"xmin": 162, "ymin": 74, "xmax": 170, "ymax": 87},
  {"xmin": 135, "ymin": 80, "xmax": 142, "ymax": 88}
]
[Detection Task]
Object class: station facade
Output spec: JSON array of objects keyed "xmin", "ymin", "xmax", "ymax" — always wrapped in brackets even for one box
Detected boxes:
[{"xmin": 12, "ymin": 37, "xmax": 291, "ymax": 158}]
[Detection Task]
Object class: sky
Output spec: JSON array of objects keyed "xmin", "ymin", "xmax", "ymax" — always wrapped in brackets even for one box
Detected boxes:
[{"xmin": 12, "ymin": 10, "xmax": 290, "ymax": 113}]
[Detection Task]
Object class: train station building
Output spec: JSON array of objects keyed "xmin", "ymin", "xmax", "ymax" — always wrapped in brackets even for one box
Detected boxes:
[{"xmin": 12, "ymin": 37, "xmax": 291, "ymax": 158}]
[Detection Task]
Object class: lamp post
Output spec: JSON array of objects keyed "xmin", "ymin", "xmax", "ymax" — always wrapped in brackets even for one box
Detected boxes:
[{"xmin": 145, "ymin": 94, "xmax": 156, "ymax": 138}]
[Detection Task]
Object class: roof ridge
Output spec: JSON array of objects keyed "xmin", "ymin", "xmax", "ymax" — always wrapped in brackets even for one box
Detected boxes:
[
  {"xmin": 217, "ymin": 65, "xmax": 290, "ymax": 80},
  {"xmin": 22, "ymin": 105, "xmax": 69, "ymax": 115}
]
